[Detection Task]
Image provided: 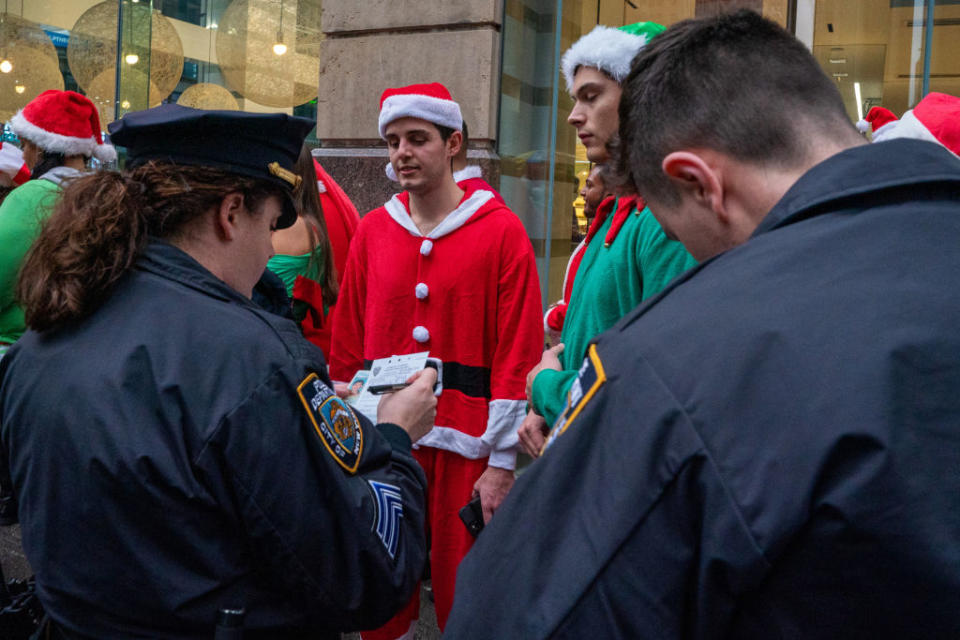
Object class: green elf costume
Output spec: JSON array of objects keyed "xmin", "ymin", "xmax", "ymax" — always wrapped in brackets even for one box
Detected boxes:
[{"xmin": 531, "ymin": 22, "xmax": 699, "ymax": 427}]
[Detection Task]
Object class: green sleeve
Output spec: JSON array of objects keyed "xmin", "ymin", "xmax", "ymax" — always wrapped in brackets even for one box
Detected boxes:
[
  {"xmin": 531, "ymin": 368, "xmax": 578, "ymax": 427},
  {"xmin": 0, "ymin": 188, "xmax": 44, "ymax": 310},
  {"xmin": 635, "ymin": 207, "xmax": 698, "ymax": 301}
]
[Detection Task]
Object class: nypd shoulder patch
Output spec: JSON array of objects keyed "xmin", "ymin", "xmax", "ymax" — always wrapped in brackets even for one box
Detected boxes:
[
  {"xmin": 542, "ymin": 344, "xmax": 607, "ymax": 454},
  {"xmin": 369, "ymin": 480, "xmax": 404, "ymax": 559},
  {"xmin": 297, "ymin": 373, "xmax": 363, "ymax": 474}
]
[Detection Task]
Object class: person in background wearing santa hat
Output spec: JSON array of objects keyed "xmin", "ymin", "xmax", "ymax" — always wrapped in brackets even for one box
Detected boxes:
[
  {"xmin": 0, "ymin": 141, "xmax": 31, "ymax": 206},
  {"xmin": 859, "ymin": 92, "xmax": 960, "ymax": 157},
  {"xmin": 0, "ymin": 90, "xmax": 116, "ymax": 360},
  {"xmin": 518, "ymin": 22, "xmax": 698, "ymax": 459},
  {"xmin": 385, "ymin": 119, "xmax": 508, "ymax": 205},
  {"xmin": 329, "ymin": 82, "xmax": 543, "ymax": 639}
]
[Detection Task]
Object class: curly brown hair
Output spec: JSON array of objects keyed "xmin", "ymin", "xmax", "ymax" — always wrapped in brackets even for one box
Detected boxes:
[{"xmin": 17, "ymin": 162, "xmax": 284, "ymax": 332}]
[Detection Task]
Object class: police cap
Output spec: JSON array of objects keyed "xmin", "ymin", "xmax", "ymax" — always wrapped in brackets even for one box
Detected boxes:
[{"xmin": 107, "ymin": 103, "xmax": 315, "ymax": 229}]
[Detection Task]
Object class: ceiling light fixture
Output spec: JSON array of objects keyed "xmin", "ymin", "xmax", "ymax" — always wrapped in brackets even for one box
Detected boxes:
[
  {"xmin": 272, "ymin": 0, "xmax": 286, "ymax": 55},
  {"xmin": 854, "ymin": 82, "xmax": 863, "ymax": 121}
]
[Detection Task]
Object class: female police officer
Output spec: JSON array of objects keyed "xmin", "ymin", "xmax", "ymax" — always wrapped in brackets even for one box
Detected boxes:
[{"xmin": 0, "ymin": 104, "xmax": 436, "ymax": 639}]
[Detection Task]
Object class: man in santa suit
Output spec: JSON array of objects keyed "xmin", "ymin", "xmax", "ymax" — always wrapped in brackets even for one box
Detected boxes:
[{"xmin": 329, "ymin": 82, "xmax": 543, "ymax": 639}]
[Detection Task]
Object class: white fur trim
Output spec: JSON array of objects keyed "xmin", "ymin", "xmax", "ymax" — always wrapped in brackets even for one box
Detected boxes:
[
  {"xmin": 0, "ymin": 143, "xmax": 28, "ymax": 183},
  {"xmin": 412, "ymin": 325, "xmax": 430, "ymax": 342},
  {"xmin": 561, "ymin": 25, "xmax": 650, "ymax": 92},
  {"xmin": 872, "ymin": 109, "xmax": 958, "ymax": 157},
  {"xmin": 452, "ymin": 165, "xmax": 483, "ymax": 182},
  {"xmin": 488, "ymin": 447, "xmax": 518, "ymax": 471},
  {"xmin": 415, "ymin": 283, "xmax": 429, "ymax": 299},
  {"xmin": 9, "ymin": 110, "xmax": 116, "ymax": 162},
  {"xmin": 361, "ymin": 620, "xmax": 416, "ymax": 640},
  {"xmin": 480, "ymin": 399, "xmax": 527, "ymax": 453},
  {"xmin": 388, "ymin": 164, "xmax": 483, "ymax": 184},
  {"xmin": 413, "ymin": 422, "xmax": 519, "ymax": 470},
  {"xmin": 385, "ymin": 162, "xmax": 398, "ymax": 182},
  {"xmin": 419, "ymin": 239, "xmax": 433, "ymax": 256},
  {"xmin": 383, "ymin": 189, "xmax": 494, "ymax": 239},
  {"xmin": 379, "ymin": 94, "xmax": 463, "ymax": 138},
  {"xmin": 316, "ymin": 179, "xmax": 326, "ymax": 193}
]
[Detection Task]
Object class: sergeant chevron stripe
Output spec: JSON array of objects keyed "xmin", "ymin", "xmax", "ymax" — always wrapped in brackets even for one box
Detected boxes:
[{"xmin": 369, "ymin": 480, "xmax": 404, "ymax": 559}]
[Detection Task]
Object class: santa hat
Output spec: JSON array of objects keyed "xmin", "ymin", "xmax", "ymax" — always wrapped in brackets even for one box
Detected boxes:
[
  {"xmin": 870, "ymin": 92, "xmax": 960, "ymax": 157},
  {"xmin": 561, "ymin": 21, "xmax": 666, "ymax": 92},
  {"xmin": 856, "ymin": 106, "xmax": 899, "ymax": 138},
  {"xmin": 0, "ymin": 142, "xmax": 30, "ymax": 187},
  {"xmin": 9, "ymin": 90, "xmax": 116, "ymax": 163},
  {"xmin": 378, "ymin": 82, "xmax": 462, "ymax": 139}
]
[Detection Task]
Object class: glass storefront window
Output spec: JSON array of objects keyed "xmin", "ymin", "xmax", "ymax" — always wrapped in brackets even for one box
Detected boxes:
[
  {"xmin": 812, "ymin": 0, "xmax": 960, "ymax": 126},
  {"xmin": 2, "ymin": 0, "xmax": 320, "ymax": 148}
]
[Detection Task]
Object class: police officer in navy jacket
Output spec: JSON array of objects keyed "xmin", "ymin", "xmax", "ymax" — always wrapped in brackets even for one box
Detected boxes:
[
  {"xmin": 447, "ymin": 11, "xmax": 960, "ymax": 639},
  {"xmin": 0, "ymin": 105, "xmax": 437, "ymax": 639}
]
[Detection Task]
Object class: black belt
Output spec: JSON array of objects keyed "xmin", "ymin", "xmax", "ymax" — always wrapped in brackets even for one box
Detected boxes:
[{"xmin": 363, "ymin": 359, "xmax": 491, "ymax": 399}]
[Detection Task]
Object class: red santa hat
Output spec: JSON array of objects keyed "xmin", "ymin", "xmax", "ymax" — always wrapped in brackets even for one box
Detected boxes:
[
  {"xmin": 856, "ymin": 106, "xmax": 899, "ymax": 137},
  {"xmin": 378, "ymin": 82, "xmax": 463, "ymax": 139},
  {"xmin": 870, "ymin": 92, "xmax": 960, "ymax": 157},
  {"xmin": 8, "ymin": 90, "xmax": 116, "ymax": 163},
  {"xmin": 0, "ymin": 141, "xmax": 30, "ymax": 187}
]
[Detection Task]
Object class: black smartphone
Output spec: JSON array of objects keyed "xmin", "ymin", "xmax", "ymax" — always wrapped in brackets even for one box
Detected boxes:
[{"xmin": 458, "ymin": 495, "xmax": 484, "ymax": 538}]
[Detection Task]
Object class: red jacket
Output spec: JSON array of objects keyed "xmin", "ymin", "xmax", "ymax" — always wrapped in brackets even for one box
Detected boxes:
[
  {"xmin": 329, "ymin": 187, "xmax": 543, "ymax": 469},
  {"xmin": 294, "ymin": 160, "xmax": 361, "ymax": 355}
]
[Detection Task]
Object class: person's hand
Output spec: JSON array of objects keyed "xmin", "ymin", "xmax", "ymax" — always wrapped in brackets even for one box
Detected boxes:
[
  {"xmin": 517, "ymin": 410, "xmax": 549, "ymax": 459},
  {"xmin": 472, "ymin": 466, "xmax": 515, "ymax": 524},
  {"xmin": 377, "ymin": 368, "xmax": 438, "ymax": 442},
  {"xmin": 525, "ymin": 344, "xmax": 564, "ymax": 403},
  {"xmin": 333, "ymin": 382, "xmax": 352, "ymax": 398}
]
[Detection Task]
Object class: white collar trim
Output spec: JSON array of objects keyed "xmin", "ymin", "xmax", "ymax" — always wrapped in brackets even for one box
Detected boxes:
[
  {"xmin": 384, "ymin": 189, "xmax": 495, "ymax": 239},
  {"xmin": 453, "ymin": 165, "xmax": 483, "ymax": 182}
]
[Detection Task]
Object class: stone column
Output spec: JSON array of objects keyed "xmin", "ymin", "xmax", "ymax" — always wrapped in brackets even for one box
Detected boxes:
[{"xmin": 315, "ymin": 1, "xmax": 503, "ymax": 215}]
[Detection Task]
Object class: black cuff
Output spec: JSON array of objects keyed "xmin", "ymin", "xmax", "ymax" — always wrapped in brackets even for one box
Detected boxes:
[{"xmin": 376, "ymin": 423, "xmax": 412, "ymax": 452}]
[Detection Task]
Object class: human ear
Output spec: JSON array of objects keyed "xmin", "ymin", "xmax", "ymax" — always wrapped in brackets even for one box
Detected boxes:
[
  {"xmin": 661, "ymin": 151, "xmax": 726, "ymax": 219},
  {"xmin": 448, "ymin": 130, "xmax": 463, "ymax": 157},
  {"xmin": 214, "ymin": 192, "xmax": 245, "ymax": 241}
]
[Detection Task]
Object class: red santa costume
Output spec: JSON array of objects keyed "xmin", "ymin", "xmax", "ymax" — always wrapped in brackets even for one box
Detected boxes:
[
  {"xmin": 290, "ymin": 158, "xmax": 361, "ymax": 354},
  {"xmin": 329, "ymin": 83, "xmax": 543, "ymax": 639}
]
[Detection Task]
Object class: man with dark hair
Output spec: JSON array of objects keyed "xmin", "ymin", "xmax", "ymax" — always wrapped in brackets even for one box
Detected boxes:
[
  {"xmin": 330, "ymin": 82, "xmax": 543, "ymax": 639},
  {"xmin": 447, "ymin": 10, "xmax": 960, "ymax": 638},
  {"xmin": 518, "ymin": 21, "xmax": 697, "ymax": 458}
]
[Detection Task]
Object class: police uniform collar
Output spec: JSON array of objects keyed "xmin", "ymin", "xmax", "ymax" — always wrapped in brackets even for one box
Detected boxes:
[
  {"xmin": 137, "ymin": 238, "xmax": 255, "ymax": 306},
  {"xmin": 754, "ymin": 139, "xmax": 960, "ymax": 238}
]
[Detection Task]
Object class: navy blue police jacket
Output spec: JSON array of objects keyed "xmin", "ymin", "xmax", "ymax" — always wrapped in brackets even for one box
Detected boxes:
[
  {"xmin": 445, "ymin": 139, "xmax": 960, "ymax": 639},
  {"xmin": 0, "ymin": 240, "xmax": 427, "ymax": 639}
]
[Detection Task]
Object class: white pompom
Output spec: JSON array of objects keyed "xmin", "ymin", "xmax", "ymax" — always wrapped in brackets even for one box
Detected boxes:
[
  {"xmin": 856, "ymin": 119, "xmax": 870, "ymax": 133},
  {"xmin": 412, "ymin": 326, "xmax": 430, "ymax": 342},
  {"xmin": 415, "ymin": 283, "xmax": 429, "ymax": 299},
  {"xmin": 420, "ymin": 239, "xmax": 433, "ymax": 256}
]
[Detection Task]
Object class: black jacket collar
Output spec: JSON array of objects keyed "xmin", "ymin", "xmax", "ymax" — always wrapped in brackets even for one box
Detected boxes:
[
  {"xmin": 754, "ymin": 138, "xmax": 960, "ymax": 237},
  {"xmin": 136, "ymin": 238, "xmax": 253, "ymax": 307}
]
